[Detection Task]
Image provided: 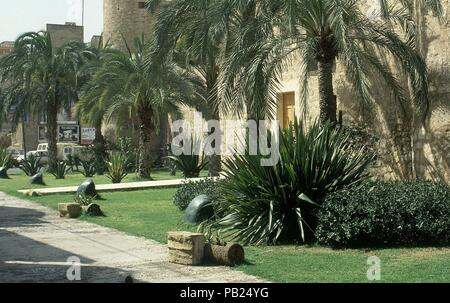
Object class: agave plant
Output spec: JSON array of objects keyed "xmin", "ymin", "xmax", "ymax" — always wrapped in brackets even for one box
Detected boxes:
[
  {"xmin": 80, "ymin": 157, "xmax": 96, "ymax": 178},
  {"xmin": 0, "ymin": 149, "xmax": 12, "ymax": 169},
  {"xmin": 20, "ymin": 154, "xmax": 43, "ymax": 176},
  {"xmin": 166, "ymin": 137, "xmax": 208, "ymax": 178},
  {"xmin": 51, "ymin": 161, "xmax": 69, "ymax": 179},
  {"xmin": 106, "ymin": 152, "xmax": 129, "ymax": 184},
  {"xmin": 200, "ymin": 120, "xmax": 375, "ymax": 245}
]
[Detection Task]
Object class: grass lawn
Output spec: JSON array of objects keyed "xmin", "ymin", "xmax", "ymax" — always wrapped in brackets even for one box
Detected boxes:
[{"xmin": 1, "ymin": 174, "xmax": 450, "ymax": 283}]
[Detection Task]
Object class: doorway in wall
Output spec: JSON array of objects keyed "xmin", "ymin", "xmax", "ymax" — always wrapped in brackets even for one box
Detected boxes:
[{"xmin": 281, "ymin": 92, "xmax": 295, "ymax": 129}]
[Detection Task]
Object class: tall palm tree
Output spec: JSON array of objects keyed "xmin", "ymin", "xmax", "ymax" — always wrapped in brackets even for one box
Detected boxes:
[
  {"xmin": 85, "ymin": 37, "xmax": 199, "ymax": 178},
  {"xmin": 217, "ymin": 0, "xmax": 430, "ymax": 125},
  {"xmin": 149, "ymin": 0, "xmax": 227, "ymax": 176},
  {"xmin": 75, "ymin": 40, "xmax": 112, "ymax": 174},
  {"xmin": 0, "ymin": 32, "xmax": 90, "ymax": 169}
]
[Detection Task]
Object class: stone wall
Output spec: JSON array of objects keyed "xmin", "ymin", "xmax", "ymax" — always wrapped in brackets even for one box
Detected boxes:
[
  {"xmin": 103, "ymin": 0, "xmax": 155, "ymax": 50},
  {"xmin": 46, "ymin": 23, "xmax": 83, "ymax": 48}
]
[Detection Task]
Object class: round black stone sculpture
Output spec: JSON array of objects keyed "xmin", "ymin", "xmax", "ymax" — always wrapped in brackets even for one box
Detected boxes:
[
  {"xmin": 30, "ymin": 172, "xmax": 45, "ymax": 185},
  {"xmin": 184, "ymin": 194, "xmax": 214, "ymax": 224},
  {"xmin": 76, "ymin": 178, "xmax": 97, "ymax": 198},
  {"xmin": 0, "ymin": 167, "xmax": 9, "ymax": 179}
]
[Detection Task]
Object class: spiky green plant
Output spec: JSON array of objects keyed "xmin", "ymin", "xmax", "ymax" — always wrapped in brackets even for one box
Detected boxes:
[
  {"xmin": 20, "ymin": 154, "xmax": 43, "ymax": 176},
  {"xmin": 106, "ymin": 152, "xmax": 129, "ymax": 184},
  {"xmin": 80, "ymin": 157, "xmax": 96, "ymax": 178},
  {"xmin": 0, "ymin": 149, "xmax": 12, "ymax": 169},
  {"xmin": 201, "ymin": 120, "xmax": 375, "ymax": 245},
  {"xmin": 51, "ymin": 161, "xmax": 69, "ymax": 179},
  {"xmin": 166, "ymin": 137, "xmax": 209, "ymax": 178}
]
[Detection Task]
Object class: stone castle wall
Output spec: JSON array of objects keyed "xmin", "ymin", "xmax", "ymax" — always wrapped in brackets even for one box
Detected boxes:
[{"xmin": 103, "ymin": 0, "xmax": 154, "ymax": 50}]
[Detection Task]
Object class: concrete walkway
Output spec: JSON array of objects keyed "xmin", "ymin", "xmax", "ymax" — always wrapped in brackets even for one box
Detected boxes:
[
  {"xmin": 0, "ymin": 192, "xmax": 262, "ymax": 283},
  {"xmin": 17, "ymin": 177, "xmax": 220, "ymax": 195}
]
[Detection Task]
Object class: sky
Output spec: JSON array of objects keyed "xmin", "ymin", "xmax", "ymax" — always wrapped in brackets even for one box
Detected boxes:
[{"xmin": 0, "ymin": 0, "xmax": 103, "ymax": 43}]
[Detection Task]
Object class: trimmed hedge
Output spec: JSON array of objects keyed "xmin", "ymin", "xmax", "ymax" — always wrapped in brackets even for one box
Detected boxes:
[
  {"xmin": 173, "ymin": 178, "xmax": 223, "ymax": 211},
  {"xmin": 316, "ymin": 180, "xmax": 450, "ymax": 247}
]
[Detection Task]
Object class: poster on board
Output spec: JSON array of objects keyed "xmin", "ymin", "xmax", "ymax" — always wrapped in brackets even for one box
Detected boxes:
[
  {"xmin": 81, "ymin": 127, "xmax": 96, "ymax": 145},
  {"xmin": 58, "ymin": 125, "xmax": 79, "ymax": 143},
  {"xmin": 38, "ymin": 126, "xmax": 48, "ymax": 142}
]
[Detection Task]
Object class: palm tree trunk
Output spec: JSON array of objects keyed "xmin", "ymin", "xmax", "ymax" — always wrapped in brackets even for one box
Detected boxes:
[
  {"xmin": 137, "ymin": 104, "xmax": 154, "ymax": 179},
  {"xmin": 208, "ymin": 110, "xmax": 221, "ymax": 177},
  {"xmin": 47, "ymin": 105, "xmax": 58, "ymax": 172},
  {"xmin": 317, "ymin": 60, "xmax": 337, "ymax": 124}
]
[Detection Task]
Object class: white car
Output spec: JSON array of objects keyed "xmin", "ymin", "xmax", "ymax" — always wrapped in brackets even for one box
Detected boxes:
[{"xmin": 26, "ymin": 143, "xmax": 86, "ymax": 164}]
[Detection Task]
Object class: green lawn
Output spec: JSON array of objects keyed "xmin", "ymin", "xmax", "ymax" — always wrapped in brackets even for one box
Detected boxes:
[{"xmin": 1, "ymin": 173, "xmax": 450, "ymax": 283}]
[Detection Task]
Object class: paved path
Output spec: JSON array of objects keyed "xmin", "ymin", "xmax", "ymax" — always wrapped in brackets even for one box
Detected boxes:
[
  {"xmin": 0, "ymin": 192, "xmax": 262, "ymax": 283},
  {"xmin": 18, "ymin": 177, "xmax": 222, "ymax": 195}
]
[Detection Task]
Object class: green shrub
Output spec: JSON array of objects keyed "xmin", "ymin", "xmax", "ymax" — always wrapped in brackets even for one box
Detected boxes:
[
  {"xmin": 74, "ymin": 192, "xmax": 96, "ymax": 206},
  {"xmin": 80, "ymin": 157, "xmax": 96, "ymax": 178},
  {"xmin": 106, "ymin": 152, "xmax": 128, "ymax": 184},
  {"xmin": 20, "ymin": 154, "xmax": 43, "ymax": 176},
  {"xmin": 0, "ymin": 149, "xmax": 12, "ymax": 169},
  {"xmin": 202, "ymin": 120, "xmax": 374, "ymax": 245},
  {"xmin": 111, "ymin": 137, "xmax": 137, "ymax": 173},
  {"xmin": 173, "ymin": 178, "xmax": 223, "ymax": 211},
  {"xmin": 167, "ymin": 137, "xmax": 208, "ymax": 178},
  {"xmin": 316, "ymin": 180, "xmax": 450, "ymax": 247},
  {"xmin": 51, "ymin": 161, "xmax": 69, "ymax": 179}
]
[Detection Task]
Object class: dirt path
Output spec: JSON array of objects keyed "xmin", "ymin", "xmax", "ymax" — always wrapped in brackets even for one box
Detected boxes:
[{"xmin": 0, "ymin": 192, "xmax": 262, "ymax": 283}]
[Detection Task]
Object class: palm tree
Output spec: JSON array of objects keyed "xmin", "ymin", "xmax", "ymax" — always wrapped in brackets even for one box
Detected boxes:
[
  {"xmin": 85, "ymin": 36, "xmax": 199, "ymax": 178},
  {"xmin": 75, "ymin": 40, "xmax": 112, "ymax": 174},
  {"xmin": 0, "ymin": 32, "xmax": 90, "ymax": 170},
  {"xmin": 149, "ymin": 0, "xmax": 227, "ymax": 176},
  {"xmin": 216, "ymin": 0, "xmax": 430, "ymax": 125}
]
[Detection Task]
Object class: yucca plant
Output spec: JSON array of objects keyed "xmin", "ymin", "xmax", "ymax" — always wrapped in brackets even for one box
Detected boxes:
[
  {"xmin": 0, "ymin": 149, "xmax": 12, "ymax": 169},
  {"xmin": 51, "ymin": 161, "xmax": 69, "ymax": 179},
  {"xmin": 166, "ymin": 137, "xmax": 209, "ymax": 178},
  {"xmin": 80, "ymin": 158, "xmax": 96, "ymax": 178},
  {"xmin": 106, "ymin": 152, "xmax": 128, "ymax": 184},
  {"xmin": 20, "ymin": 154, "xmax": 43, "ymax": 176},
  {"xmin": 200, "ymin": 120, "xmax": 375, "ymax": 245}
]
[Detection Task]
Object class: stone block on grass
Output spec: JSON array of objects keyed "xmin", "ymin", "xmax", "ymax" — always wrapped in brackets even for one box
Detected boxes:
[
  {"xmin": 58, "ymin": 203, "xmax": 82, "ymax": 218},
  {"xmin": 167, "ymin": 231, "xmax": 205, "ymax": 266},
  {"xmin": 30, "ymin": 172, "xmax": 45, "ymax": 185}
]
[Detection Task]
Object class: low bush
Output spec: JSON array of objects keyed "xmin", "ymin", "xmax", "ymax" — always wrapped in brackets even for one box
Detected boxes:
[
  {"xmin": 106, "ymin": 152, "xmax": 128, "ymax": 184},
  {"xmin": 316, "ymin": 180, "xmax": 450, "ymax": 247},
  {"xmin": 173, "ymin": 178, "xmax": 223, "ymax": 211},
  {"xmin": 20, "ymin": 154, "xmax": 43, "ymax": 176}
]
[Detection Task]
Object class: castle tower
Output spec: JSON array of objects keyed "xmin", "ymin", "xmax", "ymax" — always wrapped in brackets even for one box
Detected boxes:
[{"xmin": 103, "ymin": 0, "xmax": 154, "ymax": 50}]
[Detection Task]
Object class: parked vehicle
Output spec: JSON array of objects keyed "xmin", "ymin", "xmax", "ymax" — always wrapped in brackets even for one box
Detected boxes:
[
  {"xmin": 26, "ymin": 143, "xmax": 86, "ymax": 164},
  {"xmin": 6, "ymin": 146, "xmax": 25, "ymax": 167}
]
